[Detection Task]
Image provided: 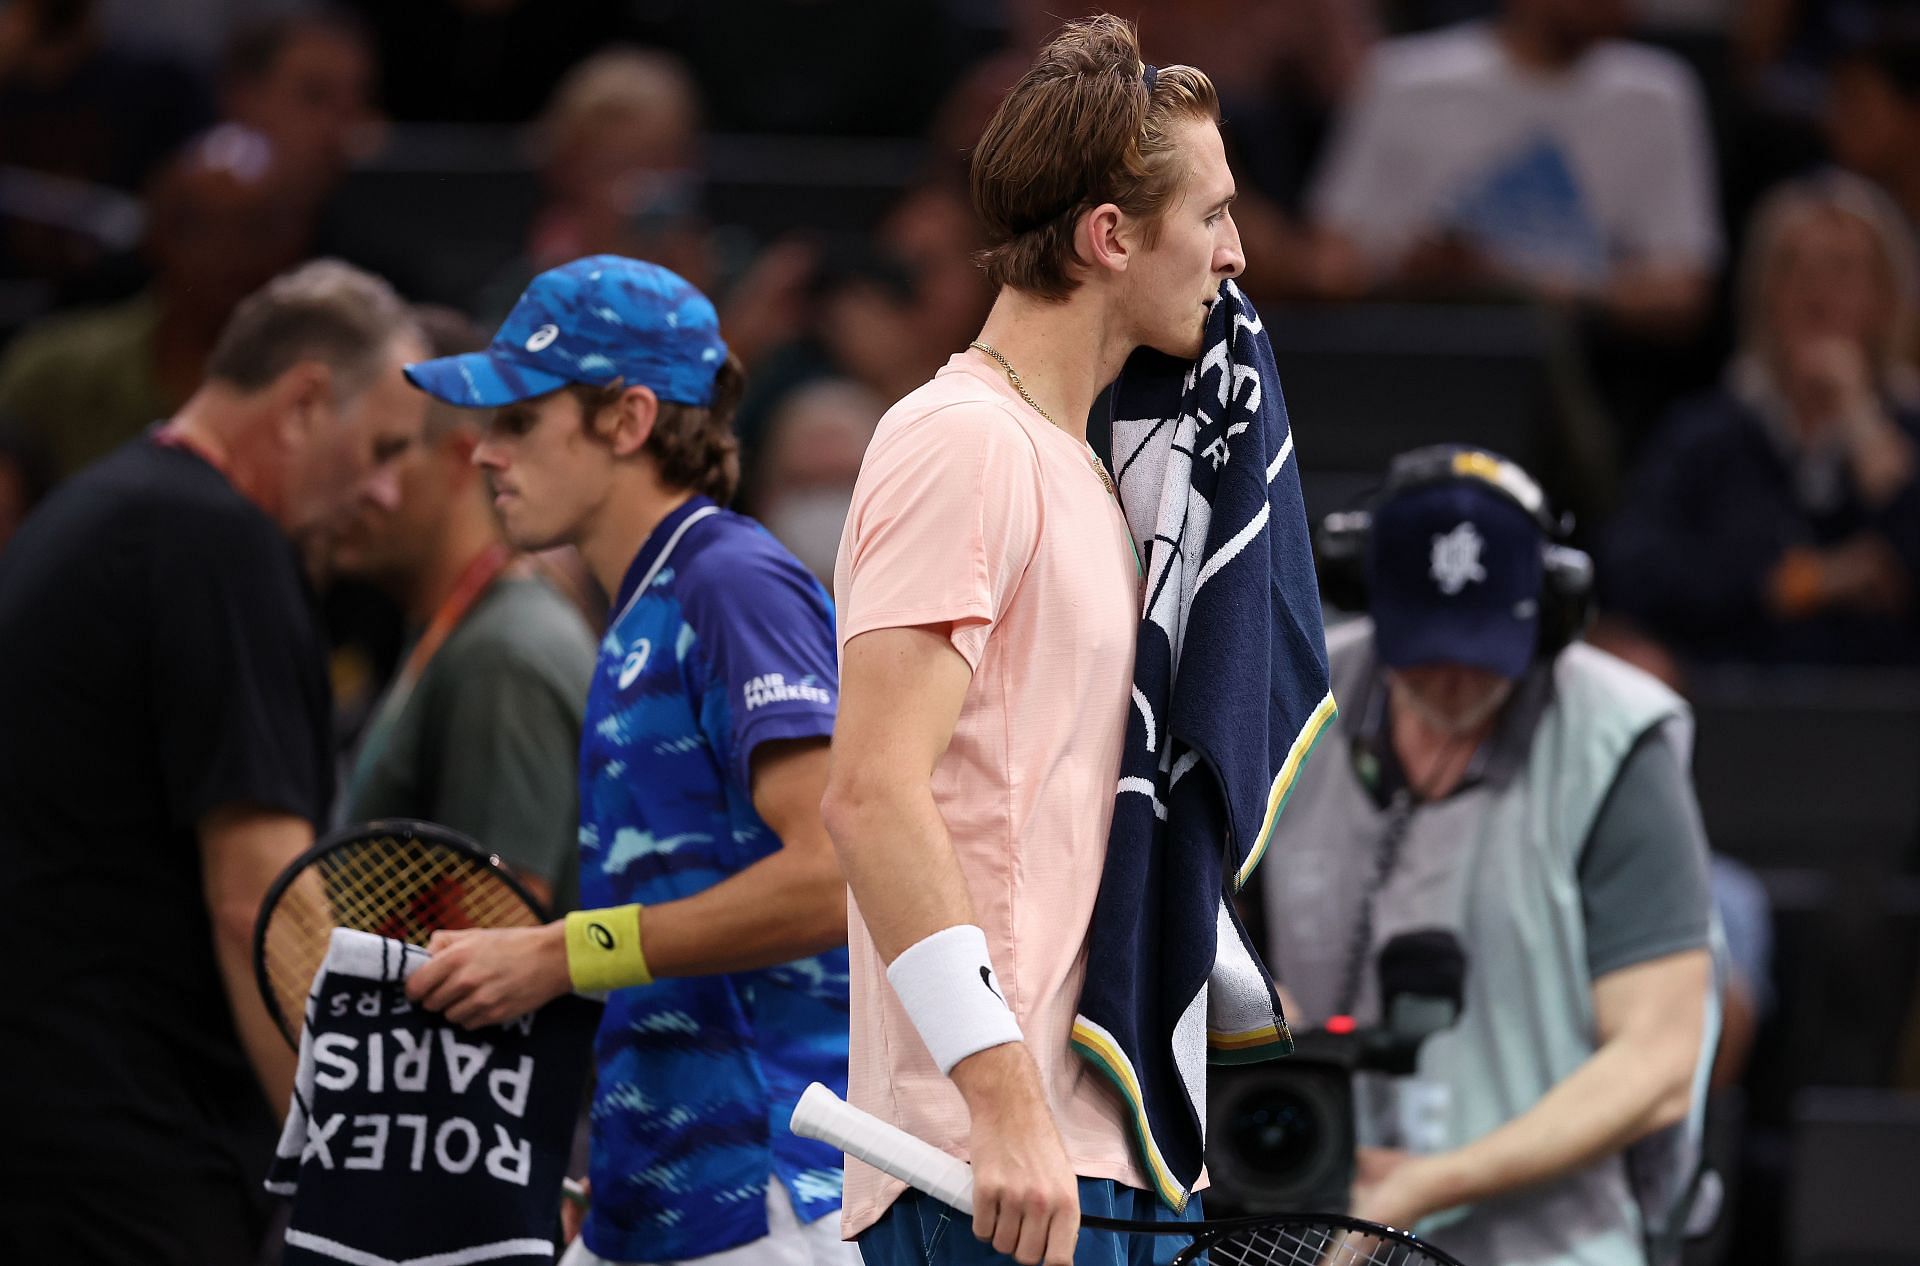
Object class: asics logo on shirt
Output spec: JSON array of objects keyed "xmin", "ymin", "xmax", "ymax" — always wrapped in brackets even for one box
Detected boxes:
[
  {"xmin": 742, "ymin": 673, "xmax": 832, "ymax": 712},
  {"xmin": 618, "ymin": 640, "xmax": 652, "ymax": 688}
]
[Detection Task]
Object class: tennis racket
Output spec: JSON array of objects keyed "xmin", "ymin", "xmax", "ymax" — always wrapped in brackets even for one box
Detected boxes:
[
  {"xmin": 790, "ymin": 1083, "xmax": 1467, "ymax": 1266},
  {"xmin": 252, "ymin": 818, "xmax": 548, "ymax": 1048}
]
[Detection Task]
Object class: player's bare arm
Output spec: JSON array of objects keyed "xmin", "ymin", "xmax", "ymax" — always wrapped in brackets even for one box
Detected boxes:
[
  {"xmin": 408, "ymin": 736, "xmax": 846, "ymax": 1027},
  {"xmin": 199, "ymin": 805, "xmax": 311, "ymax": 1120},
  {"xmin": 822, "ymin": 624, "xmax": 1081, "ymax": 1266},
  {"xmin": 1350, "ymin": 947, "xmax": 1712, "ymax": 1229}
]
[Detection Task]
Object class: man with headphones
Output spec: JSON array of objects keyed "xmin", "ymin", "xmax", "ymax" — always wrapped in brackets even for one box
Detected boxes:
[{"xmin": 1254, "ymin": 446, "xmax": 1717, "ymax": 1266}]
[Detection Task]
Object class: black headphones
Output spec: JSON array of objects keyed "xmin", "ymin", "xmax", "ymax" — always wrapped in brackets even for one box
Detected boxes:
[{"xmin": 1314, "ymin": 445, "xmax": 1596, "ymax": 660}]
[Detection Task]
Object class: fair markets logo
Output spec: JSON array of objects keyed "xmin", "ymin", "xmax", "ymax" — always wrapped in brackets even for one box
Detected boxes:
[{"xmin": 742, "ymin": 673, "xmax": 832, "ymax": 712}]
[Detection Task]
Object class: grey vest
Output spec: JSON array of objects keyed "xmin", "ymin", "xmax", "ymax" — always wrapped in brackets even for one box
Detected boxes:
[{"xmin": 1260, "ymin": 621, "xmax": 1701, "ymax": 1266}]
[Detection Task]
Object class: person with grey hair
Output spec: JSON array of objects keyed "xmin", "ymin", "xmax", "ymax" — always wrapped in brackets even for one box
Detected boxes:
[
  {"xmin": 1605, "ymin": 171, "xmax": 1920, "ymax": 666},
  {"xmin": 331, "ymin": 305, "xmax": 595, "ymax": 911},
  {"xmin": 0, "ymin": 259, "xmax": 425, "ymax": 1265}
]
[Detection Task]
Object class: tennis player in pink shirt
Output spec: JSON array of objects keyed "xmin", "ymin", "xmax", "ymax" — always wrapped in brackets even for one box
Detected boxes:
[{"xmin": 820, "ymin": 16, "xmax": 1246, "ymax": 1266}]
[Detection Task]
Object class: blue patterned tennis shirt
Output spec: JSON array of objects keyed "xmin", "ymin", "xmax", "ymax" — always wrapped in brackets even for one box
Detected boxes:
[{"xmin": 577, "ymin": 495, "xmax": 849, "ymax": 1261}]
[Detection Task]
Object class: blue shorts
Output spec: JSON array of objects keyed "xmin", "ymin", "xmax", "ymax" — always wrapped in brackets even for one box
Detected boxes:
[{"xmin": 857, "ymin": 1179, "xmax": 1202, "ymax": 1266}]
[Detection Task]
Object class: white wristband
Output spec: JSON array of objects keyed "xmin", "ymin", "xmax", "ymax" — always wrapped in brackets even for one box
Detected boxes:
[{"xmin": 885, "ymin": 924, "xmax": 1023, "ymax": 1075}]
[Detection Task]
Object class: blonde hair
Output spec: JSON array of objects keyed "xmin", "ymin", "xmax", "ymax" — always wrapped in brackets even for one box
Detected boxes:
[
  {"xmin": 541, "ymin": 47, "xmax": 700, "ymax": 166},
  {"xmin": 1738, "ymin": 170, "xmax": 1920, "ymax": 391},
  {"xmin": 969, "ymin": 14, "xmax": 1219, "ymax": 301}
]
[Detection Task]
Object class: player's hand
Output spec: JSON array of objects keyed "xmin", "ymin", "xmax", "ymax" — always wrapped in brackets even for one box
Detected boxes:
[
  {"xmin": 951, "ymin": 1043, "xmax": 1080, "ymax": 1266},
  {"xmin": 406, "ymin": 922, "xmax": 571, "ymax": 1029}
]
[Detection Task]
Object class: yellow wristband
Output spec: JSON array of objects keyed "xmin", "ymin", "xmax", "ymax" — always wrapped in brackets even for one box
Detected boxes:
[{"xmin": 565, "ymin": 904, "xmax": 652, "ymax": 992}]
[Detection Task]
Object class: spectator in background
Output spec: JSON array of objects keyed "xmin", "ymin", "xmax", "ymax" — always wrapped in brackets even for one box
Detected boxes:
[
  {"xmin": 1826, "ymin": 30, "xmax": 1920, "ymax": 254},
  {"xmin": 733, "ymin": 183, "xmax": 992, "ymax": 478},
  {"xmin": 881, "ymin": 182, "xmax": 996, "ymax": 365},
  {"xmin": 1604, "ymin": 172, "xmax": 1920, "ymax": 665},
  {"xmin": 473, "ymin": 47, "xmax": 712, "ymax": 322},
  {"xmin": 220, "ymin": 5, "xmax": 379, "ymax": 206},
  {"xmin": 0, "ymin": 0, "xmax": 211, "ymax": 298},
  {"xmin": 0, "ymin": 260, "xmax": 424, "ymax": 1265},
  {"xmin": 752, "ymin": 377, "xmax": 880, "ymax": 583},
  {"xmin": 523, "ymin": 47, "xmax": 705, "ymax": 285},
  {"xmin": 1309, "ymin": 0, "xmax": 1723, "ymax": 337},
  {"xmin": 332, "ymin": 305, "xmax": 595, "ymax": 911},
  {"xmin": 0, "ymin": 124, "xmax": 317, "ymax": 476}
]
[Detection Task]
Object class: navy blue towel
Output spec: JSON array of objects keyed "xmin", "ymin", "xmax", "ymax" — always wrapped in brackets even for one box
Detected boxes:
[
  {"xmin": 1074, "ymin": 281, "xmax": 1337, "ymax": 1209},
  {"xmin": 268, "ymin": 929, "xmax": 600, "ymax": 1265}
]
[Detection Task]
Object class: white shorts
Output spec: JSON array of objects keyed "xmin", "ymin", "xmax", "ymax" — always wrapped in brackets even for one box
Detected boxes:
[{"xmin": 559, "ymin": 1180, "xmax": 857, "ymax": 1266}]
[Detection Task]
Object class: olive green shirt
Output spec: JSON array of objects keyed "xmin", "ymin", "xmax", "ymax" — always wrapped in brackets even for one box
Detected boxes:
[
  {"xmin": 342, "ymin": 576, "xmax": 596, "ymax": 913},
  {"xmin": 0, "ymin": 292, "xmax": 170, "ymax": 476}
]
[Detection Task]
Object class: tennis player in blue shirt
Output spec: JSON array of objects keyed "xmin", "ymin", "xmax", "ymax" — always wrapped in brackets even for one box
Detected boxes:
[{"xmin": 403, "ymin": 256, "xmax": 855, "ymax": 1266}]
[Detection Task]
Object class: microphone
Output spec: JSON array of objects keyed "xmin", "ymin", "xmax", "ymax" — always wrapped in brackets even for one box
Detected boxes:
[{"xmin": 1366, "ymin": 928, "xmax": 1466, "ymax": 1074}]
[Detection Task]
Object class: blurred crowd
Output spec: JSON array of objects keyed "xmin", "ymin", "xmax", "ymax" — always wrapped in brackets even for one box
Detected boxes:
[
  {"xmin": 1, "ymin": 0, "xmax": 1918, "ymax": 1258},
  {"xmin": 4, "ymin": 0, "xmax": 1920, "ymax": 675}
]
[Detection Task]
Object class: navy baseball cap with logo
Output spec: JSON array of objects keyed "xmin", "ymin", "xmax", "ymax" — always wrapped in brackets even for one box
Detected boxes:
[
  {"xmin": 1366, "ymin": 464, "xmax": 1546, "ymax": 680},
  {"xmin": 404, "ymin": 254, "xmax": 729, "ymax": 408}
]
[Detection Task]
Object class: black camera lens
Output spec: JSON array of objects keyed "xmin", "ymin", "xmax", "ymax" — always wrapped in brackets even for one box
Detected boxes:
[
  {"xmin": 1226, "ymin": 1088, "xmax": 1324, "ymax": 1183},
  {"xmin": 1207, "ymin": 1056, "xmax": 1355, "ymax": 1214}
]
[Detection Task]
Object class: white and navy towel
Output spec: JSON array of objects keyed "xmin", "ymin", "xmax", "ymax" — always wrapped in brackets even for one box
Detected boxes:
[
  {"xmin": 1073, "ymin": 281, "xmax": 1338, "ymax": 1209},
  {"xmin": 269, "ymin": 928, "xmax": 600, "ymax": 1266}
]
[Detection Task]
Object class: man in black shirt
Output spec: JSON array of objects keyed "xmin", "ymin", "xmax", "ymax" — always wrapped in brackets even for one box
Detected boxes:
[{"xmin": 0, "ymin": 259, "xmax": 426, "ymax": 1265}]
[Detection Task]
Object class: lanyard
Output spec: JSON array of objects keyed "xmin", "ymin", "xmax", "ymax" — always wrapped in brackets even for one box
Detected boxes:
[
  {"xmin": 1335, "ymin": 788, "xmax": 1418, "ymax": 1018},
  {"xmin": 395, "ymin": 542, "xmax": 515, "ymax": 695},
  {"xmin": 341, "ymin": 543, "xmax": 514, "ymax": 815},
  {"xmin": 363, "ymin": 541, "xmax": 517, "ymax": 743}
]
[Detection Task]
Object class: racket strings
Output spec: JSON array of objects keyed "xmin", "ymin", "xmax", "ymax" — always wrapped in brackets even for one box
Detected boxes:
[
  {"xmin": 1202, "ymin": 1221, "xmax": 1448, "ymax": 1266},
  {"xmin": 260, "ymin": 830, "xmax": 542, "ymax": 1045}
]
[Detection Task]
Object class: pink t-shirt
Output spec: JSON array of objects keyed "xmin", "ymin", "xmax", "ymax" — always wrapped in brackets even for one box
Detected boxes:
[{"xmin": 832, "ymin": 354, "xmax": 1145, "ymax": 1237}]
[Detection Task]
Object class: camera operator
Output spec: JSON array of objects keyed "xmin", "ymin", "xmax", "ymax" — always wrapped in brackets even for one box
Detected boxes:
[{"xmin": 1254, "ymin": 445, "xmax": 1716, "ymax": 1266}]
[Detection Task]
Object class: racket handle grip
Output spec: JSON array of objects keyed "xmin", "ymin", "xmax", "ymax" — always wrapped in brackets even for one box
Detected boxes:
[{"xmin": 791, "ymin": 1082, "xmax": 977, "ymax": 1216}]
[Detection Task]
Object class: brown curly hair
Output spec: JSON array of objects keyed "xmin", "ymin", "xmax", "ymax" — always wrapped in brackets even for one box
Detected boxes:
[{"xmin": 570, "ymin": 352, "xmax": 746, "ymax": 503}]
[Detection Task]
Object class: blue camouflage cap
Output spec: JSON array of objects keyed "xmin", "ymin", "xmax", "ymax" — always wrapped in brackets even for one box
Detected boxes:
[{"xmin": 404, "ymin": 255, "xmax": 729, "ymax": 408}]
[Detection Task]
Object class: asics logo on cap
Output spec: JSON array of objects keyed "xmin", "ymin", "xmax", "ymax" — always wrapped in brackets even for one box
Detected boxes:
[{"xmin": 525, "ymin": 324, "xmax": 560, "ymax": 352}]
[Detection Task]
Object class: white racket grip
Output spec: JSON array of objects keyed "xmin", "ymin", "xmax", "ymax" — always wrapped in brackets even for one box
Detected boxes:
[{"xmin": 791, "ymin": 1082, "xmax": 976, "ymax": 1216}]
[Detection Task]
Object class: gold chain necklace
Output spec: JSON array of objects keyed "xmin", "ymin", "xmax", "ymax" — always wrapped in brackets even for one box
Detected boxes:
[{"xmin": 969, "ymin": 339, "xmax": 1119, "ymax": 500}]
